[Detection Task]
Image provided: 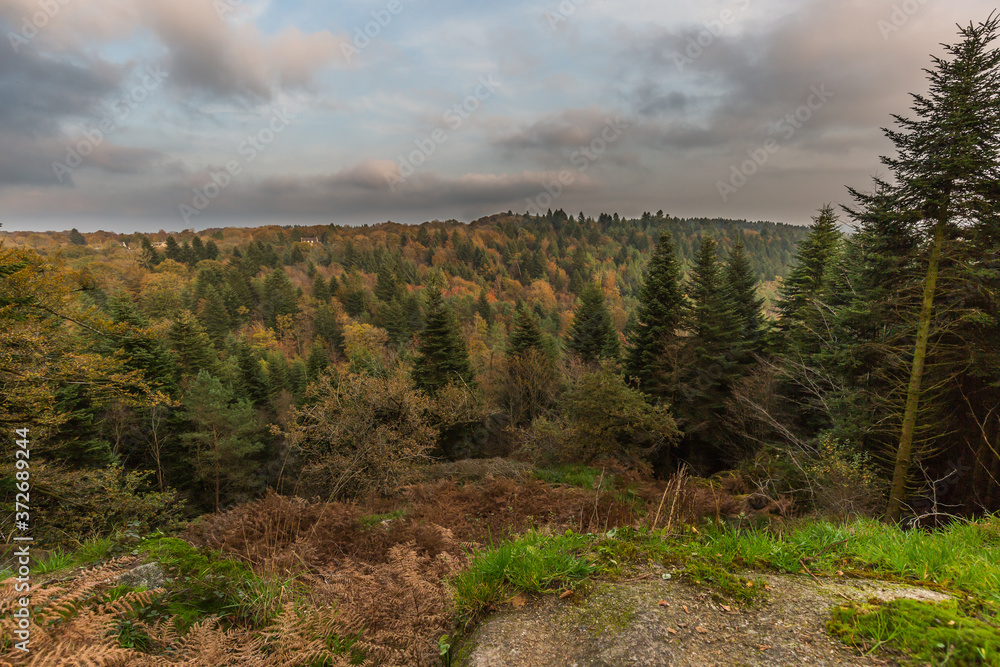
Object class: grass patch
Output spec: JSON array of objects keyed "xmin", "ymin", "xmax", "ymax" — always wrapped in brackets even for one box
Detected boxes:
[
  {"xmin": 133, "ymin": 536, "xmax": 293, "ymax": 633},
  {"xmin": 357, "ymin": 508, "xmax": 407, "ymax": 528},
  {"xmin": 683, "ymin": 561, "xmax": 768, "ymax": 606},
  {"xmin": 829, "ymin": 599, "xmax": 1000, "ymax": 665},
  {"xmin": 451, "ymin": 530, "xmax": 597, "ymax": 623},
  {"xmin": 34, "ymin": 549, "xmax": 74, "ymax": 574},
  {"xmin": 532, "ymin": 464, "xmax": 603, "ymax": 489}
]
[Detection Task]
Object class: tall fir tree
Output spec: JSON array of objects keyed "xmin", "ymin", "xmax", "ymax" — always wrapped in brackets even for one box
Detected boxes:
[
  {"xmin": 843, "ymin": 14, "xmax": 1000, "ymax": 518},
  {"xmin": 725, "ymin": 239, "xmax": 765, "ymax": 354},
  {"xmin": 412, "ymin": 290, "xmax": 474, "ymax": 393},
  {"xmin": 508, "ymin": 304, "xmax": 545, "ymax": 356},
  {"xmin": 168, "ymin": 310, "xmax": 216, "ymax": 380},
  {"xmin": 567, "ymin": 281, "xmax": 620, "ymax": 363},
  {"xmin": 626, "ymin": 231, "xmax": 685, "ymax": 397},
  {"xmin": 777, "ymin": 204, "xmax": 843, "ymax": 340}
]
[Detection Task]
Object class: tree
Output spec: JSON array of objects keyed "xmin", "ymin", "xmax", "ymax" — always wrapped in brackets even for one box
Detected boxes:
[
  {"xmin": 68, "ymin": 228, "xmax": 87, "ymax": 246},
  {"xmin": 508, "ymin": 305, "xmax": 545, "ymax": 356},
  {"xmin": 182, "ymin": 371, "xmax": 264, "ymax": 511},
  {"xmin": 626, "ymin": 231, "xmax": 685, "ymax": 396},
  {"xmin": 412, "ymin": 290, "xmax": 474, "ymax": 394},
  {"xmin": 777, "ymin": 204, "xmax": 843, "ymax": 345},
  {"xmin": 196, "ymin": 284, "xmax": 231, "ymax": 343},
  {"xmin": 139, "ymin": 237, "xmax": 162, "ymax": 269},
  {"xmin": 260, "ymin": 268, "xmax": 299, "ymax": 330},
  {"xmin": 289, "ymin": 369, "xmax": 437, "ymax": 498},
  {"xmin": 725, "ymin": 239, "xmax": 765, "ymax": 353},
  {"xmin": 677, "ymin": 236, "xmax": 744, "ymax": 461},
  {"xmin": 567, "ymin": 281, "xmax": 619, "ymax": 363},
  {"xmin": 374, "ymin": 265, "xmax": 403, "ymax": 302},
  {"xmin": 168, "ymin": 310, "xmax": 216, "ymax": 379},
  {"xmin": 476, "ymin": 289, "xmax": 492, "ymax": 322},
  {"xmin": 851, "ymin": 14, "xmax": 1000, "ymax": 519}
]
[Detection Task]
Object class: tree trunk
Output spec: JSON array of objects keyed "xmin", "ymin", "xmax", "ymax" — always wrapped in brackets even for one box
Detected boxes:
[{"xmin": 886, "ymin": 221, "xmax": 945, "ymax": 521}]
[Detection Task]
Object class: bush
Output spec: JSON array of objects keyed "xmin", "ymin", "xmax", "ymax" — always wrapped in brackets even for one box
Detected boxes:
[{"xmin": 289, "ymin": 368, "xmax": 437, "ymax": 499}]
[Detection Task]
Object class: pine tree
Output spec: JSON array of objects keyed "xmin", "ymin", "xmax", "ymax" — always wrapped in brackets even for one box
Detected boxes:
[
  {"xmin": 845, "ymin": 14, "xmax": 1000, "ymax": 519},
  {"xmin": 312, "ymin": 275, "xmax": 329, "ymax": 302},
  {"xmin": 233, "ymin": 340, "xmax": 270, "ymax": 408},
  {"xmin": 508, "ymin": 305, "xmax": 545, "ymax": 356},
  {"xmin": 725, "ymin": 239, "xmax": 766, "ymax": 354},
  {"xmin": 164, "ymin": 236, "xmax": 182, "ymax": 262},
  {"xmin": 314, "ymin": 304, "xmax": 346, "ymax": 355},
  {"xmin": 101, "ymin": 295, "xmax": 176, "ymax": 393},
  {"xmin": 677, "ymin": 236, "xmax": 744, "ymax": 457},
  {"xmin": 183, "ymin": 371, "xmax": 264, "ymax": 511},
  {"xmin": 68, "ymin": 228, "xmax": 87, "ymax": 246},
  {"xmin": 626, "ymin": 231, "xmax": 685, "ymax": 396},
  {"xmin": 260, "ymin": 268, "xmax": 299, "ymax": 329},
  {"xmin": 197, "ymin": 284, "xmax": 231, "ymax": 343},
  {"xmin": 476, "ymin": 289, "xmax": 492, "ymax": 323},
  {"xmin": 374, "ymin": 265, "xmax": 402, "ymax": 302},
  {"xmin": 567, "ymin": 281, "xmax": 620, "ymax": 363},
  {"xmin": 168, "ymin": 310, "xmax": 216, "ymax": 379},
  {"xmin": 307, "ymin": 339, "xmax": 329, "ymax": 381},
  {"xmin": 412, "ymin": 290, "xmax": 474, "ymax": 393},
  {"xmin": 140, "ymin": 238, "xmax": 162, "ymax": 269},
  {"xmin": 777, "ymin": 204, "xmax": 843, "ymax": 339}
]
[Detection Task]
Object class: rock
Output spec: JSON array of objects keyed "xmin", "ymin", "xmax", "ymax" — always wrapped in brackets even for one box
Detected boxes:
[
  {"xmin": 113, "ymin": 562, "xmax": 165, "ymax": 590},
  {"xmin": 455, "ymin": 571, "xmax": 949, "ymax": 666}
]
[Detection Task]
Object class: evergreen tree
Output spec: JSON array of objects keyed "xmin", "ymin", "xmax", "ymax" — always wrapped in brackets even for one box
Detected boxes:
[
  {"xmin": 232, "ymin": 340, "xmax": 270, "ymax": 408},
  {"xmin": 205, "ymin": 240, "xmax": 220, "ymax": 260},
  {"xmin": 374, "ymin": 265, "xmax": 402, "ymax": 302},
  {"xmin": 197, "ymin": 284, "xmax": 231, "ymax": 343},
  {"xmin": 191, "ymin": 236, "xmax": 207, "ymax": 263},
  {"xmin": 476, "ymin": 289, "xmax": 492, "ymax": 322},
  {"xmin": 307, "ymin": 339, "xmax": 329, "ymax": 381},
  {"xmin": 140, "ymin": 238, "xmax": 162, "ymax": 269},
  {"xmin": 164, "ymin": 236, "xmax": 182, "ymax": 262},
  {"xmin": 843, "ymin": 14, "xmax": 1000, "ymax": 518},
  {"xmin": 777, "ymin": 204, "xmax": 843, "ymax": 338},
  {"xmin": 260, "ymin": 268, "xmax": 299, "ymax": 329},
  {"xmin": 182, "ymin": 371, "xmax": 264, "ymax": 511},
  {"xmin": 314, "ymin": 304, "xmax": 346, "ymax": 355},
  {"xmin": 626, "ymin": 231, "xmax": 685, "ymax": 396},
  {"xmin": 725, "ymin": 239, "xmax": 766, "ymax": 353},
  {"xmin": 312, "ymin": 275, "xmax": 329, "ymax": 302},
  {"xmin": 508, "ymin": 305, "xmax": 545, "ymax": 356},
  {"xmin": 68, "ymin": 228, "xmax": 87, "ymax": 246},
  {"xmin": 412, "ymin": 290, "xmax": 474, "ymax": 393},
  {"xmin": 677, "ymin": 236, "xmax": 744, "ymax": 460},
  {"xmin": 101, "ymin": 295, "xmax": 176, "ymax": 393},
  {"xmin": 168, "ymin": 310, "xmax": 216, "ymax": 379},
  {"xmin": 567, "ymin": 281, "xmax": 619, "ymax": 363}
]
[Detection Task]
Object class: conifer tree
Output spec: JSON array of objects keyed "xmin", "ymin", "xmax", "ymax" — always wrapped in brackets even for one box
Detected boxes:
[
  {"xmin": 374, "ymin": 265, "xmax": 402, "ymax": 302},
  {"xmin": 844, "ymin": 14, "xmax": 1000, "ymax": 519},
  {"xmin": 677, "ymin": 236, "xmax": 743, "ymax": 455},
  {"xmin": 168, "ymin": 310, "xmax": 216, "ymax": 379},
  {"xmin": 777, "ymin": 204, "xmax": 843, "ymax": 340},
  {"xmin": 508, "ymin": 304, "xmax": 545, "ymax": 356},
  {"xmin": 314, "ymin": 304, "xmax": 346, "ymax": 355},
  {"xmin": 312, "ymin": 275, "xmax": 329, "ymax": 302},
  {"xmin": 725, "ymin": 239, "xmax": 765, "ymax": 354},
  {"xmin": 567, "ymin": 281, "xmax": 620, "ymax": 363},
  {"xmin": 260, "ymin": 268, "xmax": 299, "ymax": 330},
  {"xmin": 183, "ymin": 371, "xmax": 264, "ymax": 511},
  {"xmin": 197, "ymin": 284, "xmax": 231, "ymax": 343},
  {"xmin": 626, "ymin": 231, "xmax": 685, "ymax": 396},
  {"xmin": 412, "ymin": 290, "xmax": 474, "ymax": 393},
  {"xmin": 476, "ymin": 289, "xmax": 492, "ymax": 323}
]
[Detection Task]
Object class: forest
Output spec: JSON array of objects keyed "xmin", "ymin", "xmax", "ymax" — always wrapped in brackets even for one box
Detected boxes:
[{"xmin": 0, "ymin": 13, "xmax": 998, "ymax": 667}]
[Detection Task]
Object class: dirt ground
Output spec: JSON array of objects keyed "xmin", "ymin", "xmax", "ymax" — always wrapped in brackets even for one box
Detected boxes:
[{"xmin": 455, "ymin": 570, "xmax": 950, "ymax": 667}]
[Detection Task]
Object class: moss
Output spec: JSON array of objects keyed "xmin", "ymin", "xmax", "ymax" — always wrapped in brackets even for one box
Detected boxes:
[
  {"xmin": 829, "ymin": 598, "xmax": 1000, "ymax": 666},
  {"xmin": 561, "ymin": 582, "xmax": 640, "ymax": 638}
]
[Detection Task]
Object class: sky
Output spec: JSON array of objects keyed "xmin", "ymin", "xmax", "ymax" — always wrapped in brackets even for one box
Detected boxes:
[{"xmin": 0, "ymin": 0, "xmax": 995, "ymax": 233}]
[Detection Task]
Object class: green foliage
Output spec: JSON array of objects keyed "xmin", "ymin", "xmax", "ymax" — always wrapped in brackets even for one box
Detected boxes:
[
  {"xmin": 532, "ymin": 464, "xmax": 602, "ymax": 489},
  {"xmin": 829, "ymin": 599, "xmax": 1000, "ymax": 666},
  {"xmin": 567, "ymin": 281, "xmax": 620, "ymax": 363},
  {"xmin": 557, "ymin": 363, "xmax": 679, "ymax": 464},
  {"xmin": 182, "ymin": 371, "xmax": 265, "ymax": 511},
  {"xmin": 451, "ymin": 530, "xmax": 597, "ymax": 623},
  {"xmin": 168, "ymin": 310, "xmax": 216, "ymax": 379},
  {"xmin": 413, "ymin": 290, "xmax": 474, "ymax": 394},
  {"xmin": 626, "ymin": 231, "xmax": 685, "ymax": 397},
  {"xmin": 259, "ymin": 267, "xmax": 300, "ymax": 329}
]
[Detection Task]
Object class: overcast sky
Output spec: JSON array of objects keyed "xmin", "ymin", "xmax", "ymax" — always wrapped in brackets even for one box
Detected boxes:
[{"xmin": 0, "ymin": 0, "xmax": 995, "ymax": 233}]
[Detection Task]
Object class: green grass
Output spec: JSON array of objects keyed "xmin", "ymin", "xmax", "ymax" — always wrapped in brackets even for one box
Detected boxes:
[
  {"xmin": 829, "ymin": 599, "xmax": 1000, "ymax": 666},
  {"xmin": 33, "ymin": 549, "xmax": 74, "ymax": 574},
  {"xmin": 357, "ymin": 508, "xmax": 407, "ymax": 528},
  {"xmin": 532, "ymin": 464, "xmax": 604, "ymax": 490},
  {"xmin": 451, "ymin": 530, "xmax": 598, "ymax": 623}
]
